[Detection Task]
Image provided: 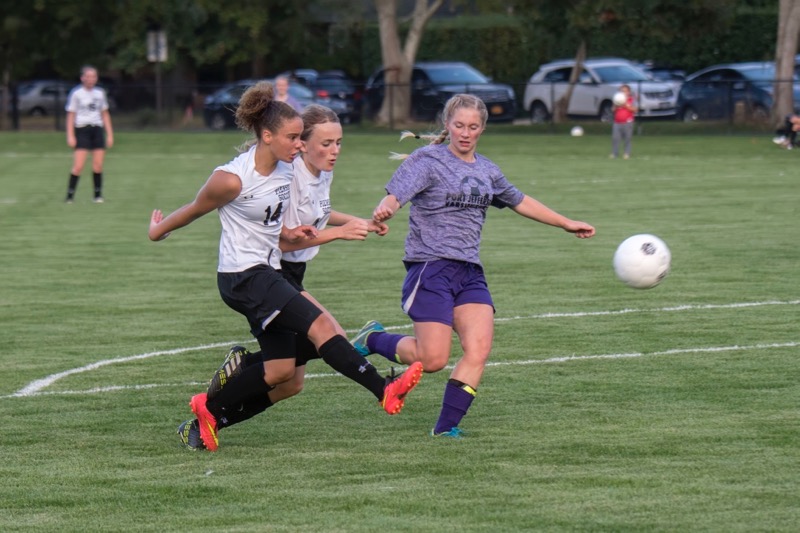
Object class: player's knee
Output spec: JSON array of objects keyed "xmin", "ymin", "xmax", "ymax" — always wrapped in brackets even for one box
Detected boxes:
[
  {"xmin": 419, "ymin": 353, "xmax": 449, "ymax": 373},
  {"xmin": 267, "ymin": 365, "xmax": 296, "ymax": 385},
  {"xmin": 307, "ymin": 313, "xmax": 338, "ymax": 346},
  {"xmin": 285, "ymin": 380, "xmax": 304, "ymax": 397}
]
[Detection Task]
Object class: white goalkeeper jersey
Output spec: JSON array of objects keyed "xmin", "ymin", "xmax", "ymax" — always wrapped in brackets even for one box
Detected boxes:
[
  {"xmin": 215, "ymin": 145, "xmax": 293, "ymax": 272},
  {"xmin": 281, "ymin": 158, "xmax": 333, "ymax": 264}
]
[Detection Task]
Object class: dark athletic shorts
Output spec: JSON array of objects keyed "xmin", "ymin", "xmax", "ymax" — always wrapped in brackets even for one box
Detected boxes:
[
  {"xmin": 74, "ymin": 126, "xmax": 105, "ymax": 150},
  {"xmin": 279, "ymin": 260, "xmax": 306, "ymax": 292},
  {"xmin": 401, "ymin": 259, "xmax": 494, "ymax": 326},
  {"xmin": 217, "ymin": 264, "xmax": 322, "ymax": 360}
]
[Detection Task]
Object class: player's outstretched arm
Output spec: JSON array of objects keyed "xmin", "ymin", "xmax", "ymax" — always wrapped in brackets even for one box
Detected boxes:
[
  {"xmin": 512, "ymin": 195, "xmax": 595, "ymax": 238},
  {"xmin": 148, "ymin": 170, "xmax": 240, "ymax": 241}
]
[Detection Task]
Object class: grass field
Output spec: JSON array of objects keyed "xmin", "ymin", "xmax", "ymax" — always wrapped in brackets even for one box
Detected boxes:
[{"xmin": 1, "ymin": 128, "xmax": 798, "ymax": 532}]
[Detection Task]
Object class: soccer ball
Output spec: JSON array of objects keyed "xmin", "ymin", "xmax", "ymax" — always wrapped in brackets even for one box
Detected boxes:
[
  {"xmin": 613, "ymin": 234, "xmax": 671, "ymax": 289},
  {"xmin": 570, "ymin": 126, "xmax": 584, "ymax": 137},
  {"xmin": 613, "ymin": 92, "xmax": 627, "ymax": 106}
]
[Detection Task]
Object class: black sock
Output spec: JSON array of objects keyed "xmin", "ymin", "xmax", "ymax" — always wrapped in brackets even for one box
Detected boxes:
[
  {"xmin": 92, "ymin": 172, "xmax": 102, "ymax": 198},
  {"xmin": 206, "ymin": 363, "xmax": 272, "ymax": 418},
  {"xmin": 66, "ymin": 174, "xmax": 79, "ymax": 199},
  {"xmin": 242, "ymin": 350, "xmax": 264, "ymax": 368},
  {"xmin": 319, "ymin": 335, "xmax": 385, "ymax": 400},
  {"xmin": 217, "ymin": 394, "xmax": 274, "ymax": 429}
]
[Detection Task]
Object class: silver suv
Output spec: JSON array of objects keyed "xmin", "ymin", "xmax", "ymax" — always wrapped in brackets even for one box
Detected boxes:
[
  {"xmin": 16, "ymin": 80, "xmax": 74, "ymax": 116},
  {"xmin": 523, "ymin": 58, "xmax": 677, "ymax": 123}
]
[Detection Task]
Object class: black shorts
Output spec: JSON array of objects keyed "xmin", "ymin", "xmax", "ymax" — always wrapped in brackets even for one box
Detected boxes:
[
  {"xmin": 279, "ymin": 260, "xmax": 306, "ymax": 292},
  {"xmin": 74, "ymin": 126, "xmax": 105, "ymax": 150},
  {"xmin": 217, "ymin": 264, "xmax": 322, "ymax": 360}
]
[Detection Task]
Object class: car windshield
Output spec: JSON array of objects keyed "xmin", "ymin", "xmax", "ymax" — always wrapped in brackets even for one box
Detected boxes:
[
  {"xmin": 592, "ymin": 65, "xmax": 650, "ymax": 83},
  {"xmin": 18, "ymin": 83, "xmax": 39, "ymax": 95},
  {"xmin": 423, "ymin": 64, "xmax": 489, "ymax": 85}
]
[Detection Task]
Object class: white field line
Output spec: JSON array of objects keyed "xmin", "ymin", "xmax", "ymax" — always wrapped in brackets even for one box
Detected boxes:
[
  {"xmin": 5, "ymin": 299, "xmax": 799, "ymax": 399},
  {"xmin": 7, "ymin": 341, "xmax": 798, "ymax": 399}
]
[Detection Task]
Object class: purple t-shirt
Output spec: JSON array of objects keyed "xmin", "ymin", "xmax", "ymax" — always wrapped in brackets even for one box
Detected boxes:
[{"xmin": 386, "ymin": 143, "xmax": 525, "ymax": 266}]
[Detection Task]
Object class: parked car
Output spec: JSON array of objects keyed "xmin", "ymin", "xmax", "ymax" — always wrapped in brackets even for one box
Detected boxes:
[
  {"xmin": 676, "ymin": 62, "xmax": 800, "ymax": 122},
  {"xmin": 202, "ymin": 78, "xmax": 350, "ymax": 130},
  {"xmin": 15, "ymin": 80, "xmax": 74, "ymax": 116},
  {"xmin": 364, "ymin": 61, "xmax": 517, "ymax": 122},
  {"xmin": 280, "ymin": 69, "xmax": 363, "ymax": 123},
  {"xmin": 636, "ymin": 62, "xmax": 686, "ymax": 91},
  {"xmin": 523, "ymin": 58, "xmax": 677, "ymax": 123}
]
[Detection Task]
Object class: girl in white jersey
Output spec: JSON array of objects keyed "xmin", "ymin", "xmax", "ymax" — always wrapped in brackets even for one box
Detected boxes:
[
  {"xmin": 65, "ymin": 65, "xmax": 113, "ymax": 203},
  {"xmin": 149, "ymin": 83, "xmax": 421, "ymax": 451},
  {"xmin": 352, "ymin": 94, "xmax": 596, "ymax": 438},
  {"xmin": 174, "ymin": 105, "xmax": 395, "ymax": 450}
]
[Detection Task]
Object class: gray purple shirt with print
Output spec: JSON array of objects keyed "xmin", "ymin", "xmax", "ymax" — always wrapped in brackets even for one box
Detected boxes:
[{"xmin": 386, "ymin": 143, "xmax": 525, "ymax": 266}]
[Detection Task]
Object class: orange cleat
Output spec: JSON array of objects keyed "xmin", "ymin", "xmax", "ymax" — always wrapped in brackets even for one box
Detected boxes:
[
  {"xmin": 189, "ymin": 393, "xmax": 219, "ymax": 451},
  {"xmin": 381, "ymin": 361, "xmax": 423, "ymax": 415}
]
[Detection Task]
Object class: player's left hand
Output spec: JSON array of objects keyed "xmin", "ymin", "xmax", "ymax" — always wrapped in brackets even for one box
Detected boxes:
[
  {"xmin": 368, "ymin": 219, "xmax": 389, "ymax": 236},
  {"xmin": 565, "ymin": 220, "xmax": 596, "ymax": 238}
]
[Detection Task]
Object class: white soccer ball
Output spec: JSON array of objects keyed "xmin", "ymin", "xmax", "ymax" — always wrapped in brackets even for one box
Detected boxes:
[
  {"xmin": 613, "ymin": 234, "xmax": 671, "ymax": 289},
  {"xmin": 613, "ymin": 92, "xmax": 627, "ymax": 106},
  {"xmin": 570, "ymin": 126, "xmax": 584, "ymax": 137}
]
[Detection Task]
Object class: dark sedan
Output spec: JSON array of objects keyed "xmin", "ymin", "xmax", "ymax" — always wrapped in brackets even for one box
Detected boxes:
[
  {"xmin": 280, "ymin": 69, "xmax": 363, "ymax": 124},
  {"xmin": 365, "ymin": 61, "xmax": 517, "ymax": 123},
  {"xmin": 677, "ymin": 62, "xmax": 800, "ymax": 122},
  {"xmin": 203, "ymin": 79, "xmax": 350, "ymax": 130}
]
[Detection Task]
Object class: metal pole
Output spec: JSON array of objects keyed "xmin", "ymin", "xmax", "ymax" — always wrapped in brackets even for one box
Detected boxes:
[{"xmin": 156, "ymin": 61, "xmax": 162, "ymax": 125}]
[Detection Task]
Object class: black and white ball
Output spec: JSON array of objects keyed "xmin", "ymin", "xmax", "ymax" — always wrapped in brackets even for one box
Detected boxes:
[{"xmin": 613, "ymin": 234, "xmax": 671, "ymax": 289}]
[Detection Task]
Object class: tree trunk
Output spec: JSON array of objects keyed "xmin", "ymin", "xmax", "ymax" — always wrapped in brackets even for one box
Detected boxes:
[
  {"xmin": 773, "ymin": 0, "xmax": 800, "ymax": 124},
  {"xmin": 554, "ymin": 39, "xmax": 587, "ymax": 123},
  {"xmin": 374, "ymin": 0, "xmax": 443, "ymax": 126}
]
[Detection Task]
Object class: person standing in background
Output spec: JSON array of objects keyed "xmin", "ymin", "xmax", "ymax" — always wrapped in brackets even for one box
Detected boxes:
[
  {"xmin": 274, "ymin": 75, "xmax": 304, "ymax": 113},
  {"xmin": 65, "ymin": 65, "xmax": 113, "ymax": 203},
  {"xmin": 610, "ymin": 84, "xmax": 636, "ymax": 160}
]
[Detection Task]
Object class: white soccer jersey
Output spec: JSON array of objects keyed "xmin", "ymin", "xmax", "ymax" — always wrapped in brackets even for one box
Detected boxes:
[
  {"xmin": 215, "ymin": 146, "xmax": 293, "ymax": 272},
  {"xmin": 281, "ymin": 158, "xmax": 333, "ymax": 263},
  {"xmin": 65, "ymin": 86, "xmax": 109, "ymax": 127}
]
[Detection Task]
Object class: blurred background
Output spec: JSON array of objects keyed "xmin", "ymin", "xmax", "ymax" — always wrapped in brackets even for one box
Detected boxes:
[{"xmin": 1, "ymin": 0, "xmax": 797, "ymax": 133}]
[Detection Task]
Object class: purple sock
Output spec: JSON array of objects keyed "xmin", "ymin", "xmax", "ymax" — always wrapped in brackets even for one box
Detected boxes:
[
  {"xmin": 433, "ymin": 381, "xmax": 476, "ymax": 434},
  {"xmin": 368, "ymin": 332, "xmax": 405, "ymax": 364}
]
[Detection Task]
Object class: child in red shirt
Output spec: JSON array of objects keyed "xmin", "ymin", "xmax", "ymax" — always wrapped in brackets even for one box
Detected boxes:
[{"xmin": 611, "ymin": 84, "xmax": 637, "ymax": 159}]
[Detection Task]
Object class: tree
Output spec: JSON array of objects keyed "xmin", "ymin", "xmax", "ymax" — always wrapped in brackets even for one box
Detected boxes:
[
  {"xmin": 374, "ymin": 0, "xmax": 444, "ymax": 125},
  {"xmin": 773, "ymin": 0, "xmax": 800, "ymax": 123}
]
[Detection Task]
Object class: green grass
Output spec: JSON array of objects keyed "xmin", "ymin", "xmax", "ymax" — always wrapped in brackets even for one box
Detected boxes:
[{"xmin": 1, "ymin": 128, "xmax": 798, "ymax": 532}]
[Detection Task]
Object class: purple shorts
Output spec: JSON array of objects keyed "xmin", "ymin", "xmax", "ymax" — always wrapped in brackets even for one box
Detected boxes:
[{"xmin": 401, "ymin": 259, "xmax": 494, "ymax": 326}]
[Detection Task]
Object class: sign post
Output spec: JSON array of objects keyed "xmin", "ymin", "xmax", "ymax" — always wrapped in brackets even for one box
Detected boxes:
[{"xmin": 147, "ymin": 29, "xmax": 168, "ymax": 123}]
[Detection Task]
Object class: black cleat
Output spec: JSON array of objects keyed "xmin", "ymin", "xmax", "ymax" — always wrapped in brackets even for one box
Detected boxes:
[
  {"xmin": 177, "ymin": 419, "xmax": 206, "ymax": 450},
  {"xmin": 207, "ymin": 345, "xmax": 249, "ymax": 400}
]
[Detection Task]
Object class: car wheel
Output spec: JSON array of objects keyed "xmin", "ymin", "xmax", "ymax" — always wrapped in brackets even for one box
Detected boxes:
[
  {"xmin": 30, "ymin": 107, "xmax": 47, "ymax": 117},
  {"xmin": 599, "ymin": 101, "xmax": 614, "ymax": 123},
  {"xmin": 680, "ymin": 106, "xmax": 698, "ymax": 122},
  {"xmin": 209, "ymin": 112, "xmax": 228, "ymax": 130},
  {"xmin": 530, "ymin": 102, "xmax": 549, "ymax": 124}
]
